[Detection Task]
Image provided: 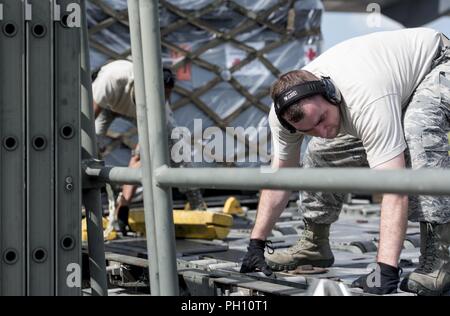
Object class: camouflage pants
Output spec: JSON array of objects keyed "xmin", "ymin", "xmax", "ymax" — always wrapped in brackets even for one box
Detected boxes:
[{"xmin": 300, "ymin": 54, "xmax": 450, "ymax": 225}]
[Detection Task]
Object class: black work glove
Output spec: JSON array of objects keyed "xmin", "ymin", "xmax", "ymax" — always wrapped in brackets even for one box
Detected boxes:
[
  {"xmin": 113, "ymin": 206, "xmax": 134, "ymax": 236},
  {"xmin": 240, "ymin": 239, "xmax": 273, "ymax": 276},
  {"xmin": 351, "ymin": 262, "xmax": 402, "ymax": 295}
]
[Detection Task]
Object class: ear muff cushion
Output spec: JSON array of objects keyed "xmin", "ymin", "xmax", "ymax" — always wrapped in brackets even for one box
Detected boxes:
[
  {"xmin": 163, "ymin": 68, "xmax": 175, "ymax": 88},
  {"xmin": 321, "ymin": 77, "xmax": 341, "ymax": 105},
  {"xmin": 273, "ymin": 77, "xmax": 341, "ymax": 133}
]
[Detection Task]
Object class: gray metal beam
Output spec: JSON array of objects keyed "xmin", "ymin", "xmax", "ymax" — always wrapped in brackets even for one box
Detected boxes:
[
  {"xmin": 84, "ymin": 165, "xmax": 142, "ymax": 185},
  {"xmin": 80, "ymin": 0, "xmax": 108, "ymax": 297},
  {"xmin": 154, "ymin": 167, "xmax": 450, "ymax": 196},
  {"xmin": 382, "ymin": 0, "xmax": 450, "ymax": 27},
  {"xmin": 26, "ymin": 0, "xmax": 55, "ymax": 295},
  {"xmin": 0, "ymin": 0, "xmax": 26, "ymax": 296},
  {"xmin": 323, "ymin": 0, "xmax": 450, "ymax": 26},
  {"xmin": 440, "ymin": 0, "xmax": 450, "ymax": 15},
  {"xmin": 127, "ymin": 0, "xmax": 160, "ymax": 296},
  {"xmin": 139, "ymin": 0, "xmax": 179, "ymax": 296},
  {"xmin": 84, "ymin": 166, "xmax": 450, "ymax": 196},
  {"xmin": 322, "ymin": 0, "xmax": 400, "ymax": 12},
  {"xmin": 54, "ymin": 0, "xmax": 82, "ymax": 296}
]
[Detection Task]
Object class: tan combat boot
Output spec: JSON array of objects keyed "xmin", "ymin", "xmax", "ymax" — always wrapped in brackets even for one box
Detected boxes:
[
  {"xmin": 265, "ymin": 220, "xmax": 335, "ymax": 271},
  {"xmin": 400, "ymin": 222, "xmax": 450, "ymax": 296}
]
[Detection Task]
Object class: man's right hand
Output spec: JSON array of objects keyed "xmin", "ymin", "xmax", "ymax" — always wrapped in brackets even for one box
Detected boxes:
[
  {"xmin": 240, "ymin": 239, "xmax": 273, "ymax": 276},
  {"xmin": 241, "ymin": 156, "xmax": 297, "ymax": 277}
]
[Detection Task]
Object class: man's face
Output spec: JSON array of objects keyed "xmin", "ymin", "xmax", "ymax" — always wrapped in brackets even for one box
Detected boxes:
[{"xmin": 284, "ymin": 96, "xmax": 341, "ymax": 139}]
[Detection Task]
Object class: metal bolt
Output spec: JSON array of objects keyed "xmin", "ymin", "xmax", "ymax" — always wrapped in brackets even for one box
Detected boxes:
[{"xmin": 65, "ymin": 176, "xmax": 73, "ymax": 191}]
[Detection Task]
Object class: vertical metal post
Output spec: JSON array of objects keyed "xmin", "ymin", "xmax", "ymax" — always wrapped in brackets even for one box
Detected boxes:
[
  {"xmin": 54, "ymin": 0, "xmax": 82, "ymax": 296},
  {"xmin": 80, "ymin": 0, "xmax": 108, "ymax": 296},
  {"xmin": 26, "ymin": 0, "xmax": 55, "ymax": 295},
  {"xmin": 0, "ymin": 0, "xmax": 26, "ymax": 296},
  {"xmin": 139, "ymin": 0, "xmax": 179, "ymax": 295},
  {"xmin": 127, "ymin": 0, "xmax": 160, "ymax": 296}
]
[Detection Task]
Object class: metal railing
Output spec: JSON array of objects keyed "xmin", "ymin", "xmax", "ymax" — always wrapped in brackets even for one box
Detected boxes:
[{"xmin": 86, "ymin": 165, "xmax": 450, "ymax": 196}]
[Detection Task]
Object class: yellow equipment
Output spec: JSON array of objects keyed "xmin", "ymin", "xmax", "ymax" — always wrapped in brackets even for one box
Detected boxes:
[
  {"xmin": 83, "ymin": 197, "xmax": 244, "ymax": 240},
  {"xmin": 129, "ymin": 209, "xmax": 234, "ymax": 240},
  {"xmin": 222, "ymin": 197, "xmax": 244, "ymax": 216},
  {"xmin": 82, "ymin": 217, "xmax": 117, "ymax": 241}
]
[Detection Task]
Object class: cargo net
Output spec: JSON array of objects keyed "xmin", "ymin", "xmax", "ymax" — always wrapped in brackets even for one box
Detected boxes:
[{"xmin": 87, "ymin": 0, "xmax": 323, "ymax": 167}]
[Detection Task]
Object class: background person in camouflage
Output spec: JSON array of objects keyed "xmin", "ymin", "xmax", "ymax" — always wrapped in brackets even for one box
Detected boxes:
[
  {"xmin": 93, "ymin": 60, "xmax": 207, "ymax": 235},
  {"xmin": 240, "ymin": 28, "xmax": 450, "ymax": 296}
]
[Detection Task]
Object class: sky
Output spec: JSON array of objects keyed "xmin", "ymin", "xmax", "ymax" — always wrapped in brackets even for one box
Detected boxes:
[
  {"xmin": 424, "ymin": 16, "xmax": 450, "ymax": 37},
  {"xmin": 321, "ymin": 11, "xmax": 450, "ymax": 52}
]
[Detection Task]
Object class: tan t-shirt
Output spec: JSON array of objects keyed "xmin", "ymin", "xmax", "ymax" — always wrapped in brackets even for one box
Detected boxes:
[
  {"xmin": 93, "ymin": 60, "xmax": 136, "ymax": 118},
  {"xmin": 92, "ymin": 59, "xmax": 177, "ymax": 126},
  {"xmin": 270, "ymin": 28, "xmax": 445, "ymax": 167}
]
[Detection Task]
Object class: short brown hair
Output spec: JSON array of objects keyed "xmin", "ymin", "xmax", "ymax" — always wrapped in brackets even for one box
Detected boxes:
[{"xmin": 270, "ymin": 70, "xmax": 319, "ymax": 123}]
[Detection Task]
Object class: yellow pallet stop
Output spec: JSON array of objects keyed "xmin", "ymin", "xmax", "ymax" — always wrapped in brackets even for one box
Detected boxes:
[
  {"xmin": 174, "ymin": 225, "xmax": 231, "ymax": 240},
  {"xmin": 82, "ymin": 197, "xmax": 243, "ymax": 241},
  {"xmin": 222, "ymin": 197, "xmax": 245, "ymax": 216},
  {"xmin": 129, "ymin": 209, "xmax": 233, "ymax": 240},
  {"xmin": 185, "ymin": 197, "xmax": 244, "ymax": 216},
  {"xmin": 82, "ymin": 217, "xmax": 117, "ymax": 241}
]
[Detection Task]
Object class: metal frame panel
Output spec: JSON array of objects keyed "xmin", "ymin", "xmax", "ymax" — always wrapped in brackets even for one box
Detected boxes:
[
  {"xmin": 26, "ymin": 0, "xmax": 55, "ymax": 295},
  {"xmin": 80, "ymin": 0, "xmax": 108, "ymax": 296},
  {"xmin": 0, "ymin": 0, "xmax": 27, "ymax": 296},
  {"xmin": 54, "ymin": 0, "xmax": 81, "ymax": 296}
]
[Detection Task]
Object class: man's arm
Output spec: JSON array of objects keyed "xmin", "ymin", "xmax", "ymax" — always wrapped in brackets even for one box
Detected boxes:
[
  {"xmin": 374, "ymin": 152, "xmax": 409, "ymax": 267},
  {"xmin": 353, "ymin": 153, "xmax": 408, "ymax": 294},
  {"xmin": 93, "ymin": 100, "xmax": 103, "ymax": 119},
  {"xmin": 240, "ymin": 107, "xmax": 302, "ymax": 275},
  {"xmin": 251, "ymin": 154, "xmax": 300, "ymax": 240},
  {"xmin": 240, "ymin": 152, "xmax": 300, "ymax": 275}
]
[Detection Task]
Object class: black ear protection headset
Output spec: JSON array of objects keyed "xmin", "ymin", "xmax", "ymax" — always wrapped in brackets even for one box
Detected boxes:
[
  {"xmin": 163, "ymin": 67, "xmax": 175, "ymax": 89},
  {"xmin": 274, "ymin": 76, "xmax": 342, "ymax": 133},
  {"xmin": 132, "ymin": 67, "xmax": 176, "ymax": 104}
]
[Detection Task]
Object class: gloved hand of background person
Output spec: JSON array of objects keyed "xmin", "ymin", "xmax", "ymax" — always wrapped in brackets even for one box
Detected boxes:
[{"xmin": 240, "ymin": 239, "xmax": 273, "ymax": 276}]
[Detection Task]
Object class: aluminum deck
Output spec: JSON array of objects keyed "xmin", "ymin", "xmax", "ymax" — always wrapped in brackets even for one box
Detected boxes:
[{"xmin": 87, "ymin": 198, "xmax": 450, "ymax": 296}]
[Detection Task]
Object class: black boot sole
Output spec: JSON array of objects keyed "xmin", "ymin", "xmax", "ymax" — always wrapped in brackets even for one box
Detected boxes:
[
  {"xmin": 400, "ymin": 278, "xmax": 450, "ymax": 296},
  {"xmin": 266, "ymin": 258, "xmax": 335, "ymax": 272}
]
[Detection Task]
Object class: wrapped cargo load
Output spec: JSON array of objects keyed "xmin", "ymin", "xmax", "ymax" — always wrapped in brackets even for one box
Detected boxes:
[{"xmin": 87, "ymin": 0, "xmax": 322, "ymax": 167}]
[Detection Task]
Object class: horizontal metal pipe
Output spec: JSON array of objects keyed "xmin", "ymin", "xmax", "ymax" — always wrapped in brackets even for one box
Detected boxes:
[
  {"xmin": 154, "ymin": 166, "xmax": 450, "ymax": 196},
  {"xmin": 84, "ymin": 166, "xmax": 142, "ymax": 185},
  {"xmin": 84, "ymin": 165, "xmax": 450, "ymax": 195}
]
